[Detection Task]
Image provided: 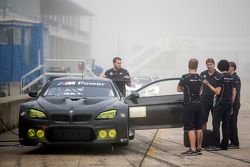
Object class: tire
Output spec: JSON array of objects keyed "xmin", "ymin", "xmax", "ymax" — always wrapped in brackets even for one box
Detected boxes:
[
  {"xmin": 129, "ymin": 129, "xmax": 135, "ymax": 140},
  {"xmin": 129, "ymin": 134, "xmax": 135, "ymax": 140},
  {"xmin": 40, "ymin": 143, "xmax": 48, "ymax": 153}
]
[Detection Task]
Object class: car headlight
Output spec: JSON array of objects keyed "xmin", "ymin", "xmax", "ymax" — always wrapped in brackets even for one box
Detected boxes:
[
  {"xmin": 96, "ymin": 109, "xmax": 117, "ymax": 120},
  {"xmin": 29, "ymin": 109, "xmax": 47, "ymax": 119}
]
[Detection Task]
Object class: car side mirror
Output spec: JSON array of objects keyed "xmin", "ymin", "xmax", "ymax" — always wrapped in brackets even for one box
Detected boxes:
[
  {"xmin": 28, "ymin": 91, "xmax": 38, "ymax": 98},
  {"xmin": 129, "ymin": 91, "xmax": 140, "ymax": 100}
]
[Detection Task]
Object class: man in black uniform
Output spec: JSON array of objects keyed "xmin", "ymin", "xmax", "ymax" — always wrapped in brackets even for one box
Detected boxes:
[
  {"xmin": 104, "ymin": 57, "xmax": 131, "ymax": 97},
  {"xmin": 177, "ymin": 58, "xmax": 203, "ymax": 156},
  {"xmin": 200, "ymin": 58, "xmax": 221, "ymax": 129},
  {"xmin": 203, "ymin": 60, "xmax": 236, "ymax": 150},
  {"xmin": 228, "ymin": 61, "xmax": 241, "ymax": 149}
]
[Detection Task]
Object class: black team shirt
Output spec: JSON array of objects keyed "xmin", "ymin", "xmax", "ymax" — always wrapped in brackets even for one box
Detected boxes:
[
  {"xmin": 214, "ymin": 72, "xmax": 236, "ymax": 106},
  {"xmin": 178, "ymin": 73, "xmax": 203, "ymax": 104},
  {"xmin": 200, "ymin": 70, "xmax": 222, "ymax": 102},
  {"xmin": 105, "ymin": 68, "xmax": 131, "ymax": 96}
]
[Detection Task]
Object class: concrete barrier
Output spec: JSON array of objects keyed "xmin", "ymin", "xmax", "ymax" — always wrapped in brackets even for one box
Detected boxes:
[{"xmin": 0, "ymin": 94, "xmax": 32, "ymax": 133}]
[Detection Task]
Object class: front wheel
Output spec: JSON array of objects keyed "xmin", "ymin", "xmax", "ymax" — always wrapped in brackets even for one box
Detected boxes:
[{"xmin": 129, "ymin": 129, "xmax": 135, "ymax": 140}]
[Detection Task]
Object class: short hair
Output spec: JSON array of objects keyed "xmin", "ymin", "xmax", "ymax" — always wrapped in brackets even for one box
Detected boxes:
[
  {"xmin": 188, "ymin": 58, "xmax": 198, "ymax": 70},
  {"xmin": 206, "ymin": 58, "xmax": 215, "ymax": 64},
  {"xmin": 217, "ymin": 60, "xmax": 230, "ymax": 72},
  {"xmin": 113, "ymin": 57, "xmax": 121, "ymax": 63},
  {"xmin": 229, "ymin": 61, "xmax": 237, "ymax": 70}
]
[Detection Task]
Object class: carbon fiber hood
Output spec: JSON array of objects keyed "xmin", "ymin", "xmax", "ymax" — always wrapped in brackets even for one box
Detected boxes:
[{"xmin": 37, "ymin": 96, "xmax": 119, "ymax": 113}]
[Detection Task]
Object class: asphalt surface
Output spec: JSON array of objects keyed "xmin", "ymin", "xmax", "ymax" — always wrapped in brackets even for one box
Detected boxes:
[{"xmin": 0, "ymin": 87, "xmax": 250, "ymax": 167}]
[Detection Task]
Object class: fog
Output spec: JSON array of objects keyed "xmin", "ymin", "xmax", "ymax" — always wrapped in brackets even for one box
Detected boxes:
[{"xmin": 73, "ymin": 0, "xmax": 250, "ymax": 81}]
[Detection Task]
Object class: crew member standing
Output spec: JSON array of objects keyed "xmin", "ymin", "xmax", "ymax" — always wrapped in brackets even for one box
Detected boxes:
[
  {"xmin": 104, "ymin": 57, "xmax": 131, "ymax": 96},
  {"xmin": 203, "ymin": 60, "xmax": 236, "ymax": 150},
  {"xmin": 177, "ymin": 58, "xmax": 203, "ymax": 156},
  {"xmin": 200, "ymin": 58, "xmax": 221, "ymax": 129},
  {"xmin": 228, "ymin": 61, "xmax": 241, "ymax": 149}
]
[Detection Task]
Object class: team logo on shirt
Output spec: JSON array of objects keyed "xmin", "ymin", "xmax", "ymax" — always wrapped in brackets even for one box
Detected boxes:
[
  {"xmin": 203, "ymin": 75, "xmax": 206, "ymax": 78},
  {"xmin": 110, "ymin": 72, "xmax": 114, "ymax": 75}
]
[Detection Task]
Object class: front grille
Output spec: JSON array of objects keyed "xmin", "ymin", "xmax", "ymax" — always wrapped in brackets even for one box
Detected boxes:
[
  {"xmin": 48, "ymin": 127, "xmax": 95, "ymax": 142},
  {"xmin": 72, "ymin": 114, "xmax": 91, "ymax": 122},
  {"xmin": 51, "ymin": 115, "xmax": 70, "ymax": 122}
]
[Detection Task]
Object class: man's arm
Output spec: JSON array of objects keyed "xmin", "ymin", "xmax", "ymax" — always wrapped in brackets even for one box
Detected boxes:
[
  {"xmin": 203, "ymin": 79, "xmax": 221, "ymax": 95},
  {"xmin": 177, "ymin": 85, "xmax": 184, "ymax": 92},
  {"xmin": 177, "ymin": 75, "xmax": 185, "ymax": 92},
  {"xmin": 232, "ymin": 87, "xmax": 236, "ymax": 104},
  {"xmin": 124, "ymin": 69, "xmax": 131, "ymax": 86}
]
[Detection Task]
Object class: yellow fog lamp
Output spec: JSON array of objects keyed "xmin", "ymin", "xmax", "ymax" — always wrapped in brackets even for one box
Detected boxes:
[
  {"xmin": 96, "ymin": 110, "xmax": 117, "ymax": 120},
  {"xmin": 29, "ymin": 109, "xmax": 46, "ymax": 119},
  {"xmin": 108, "ymin": 129, "xmax": 117, "ymax": 138},
  {"xmin": 28, "ymin": 129, "xmax": 36, "ymax": 137},
  {"xmin": 36, "ymin": 129, "xmax": 45, "ymax": 138},
  {"xmin": 98, "ymin": 130, "xmax": 107, "ymax": 139}
]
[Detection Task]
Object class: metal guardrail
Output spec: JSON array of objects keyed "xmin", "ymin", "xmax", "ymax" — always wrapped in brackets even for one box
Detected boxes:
[
  {"xmin": 45, "ymin": 58, "xmax": 96, "ymax": 78},
  {"xmin": 20, "ymin": 65, "xmax": 44, "ymax": 94},
  {"xmin": 20, "ymin": 59, "xmax": 96, "ymax": 94}
]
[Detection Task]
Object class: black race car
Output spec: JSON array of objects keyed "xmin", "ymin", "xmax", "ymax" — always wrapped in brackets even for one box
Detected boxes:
[{"xmin": 19, "ymin": 77, "xmax": 183, "ymax": 146}]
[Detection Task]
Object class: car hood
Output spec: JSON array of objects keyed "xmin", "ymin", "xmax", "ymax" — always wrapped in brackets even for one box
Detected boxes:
[{"xmin": 37, "ymin": 96, "xmax": 119, "ymax": 112}]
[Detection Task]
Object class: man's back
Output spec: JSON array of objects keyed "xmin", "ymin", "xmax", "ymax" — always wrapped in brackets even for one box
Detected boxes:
[
  {"xmin": 179, "ymin": 73, "xmax": 203, "ymax": 104},
  {"xmin": 215, "ymin": 73, "xmax": 235, "ymax": 106}
]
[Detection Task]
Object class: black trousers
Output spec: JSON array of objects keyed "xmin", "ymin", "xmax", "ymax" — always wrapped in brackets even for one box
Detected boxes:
[
  {"xmin": 212, "ymin": 104, "xmax": 231, "ymax": 148},
  {"xmin": 229, "ymin": 103, "xmax": 240, "ymax": 146}
]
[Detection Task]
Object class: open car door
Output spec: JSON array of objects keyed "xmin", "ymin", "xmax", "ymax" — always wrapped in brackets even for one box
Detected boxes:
[{"xmin": 126, "ymin": 78, "xmax": 184, "ymax": 130}]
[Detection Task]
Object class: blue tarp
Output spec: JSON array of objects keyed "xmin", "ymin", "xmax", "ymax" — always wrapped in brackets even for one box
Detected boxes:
[{"xmin": 0, "ymin": 19, "xmax": 47, "ymax": 83}]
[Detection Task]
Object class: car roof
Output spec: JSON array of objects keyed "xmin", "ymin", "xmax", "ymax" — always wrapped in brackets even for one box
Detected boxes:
[{"xmin": 53, "ymin": 76, "xmax": 112, "ymax": 82}]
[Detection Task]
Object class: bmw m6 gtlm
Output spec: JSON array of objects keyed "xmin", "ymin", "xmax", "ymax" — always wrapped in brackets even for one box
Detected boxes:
[{"xmin": 19, "ymin": 77, "xmax": 183, "ymax": 146}]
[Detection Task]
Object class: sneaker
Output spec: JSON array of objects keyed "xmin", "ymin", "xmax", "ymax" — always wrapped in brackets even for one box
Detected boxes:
[
  {"xmin": 228, "ymin": 144, "xmax": 240, "ymax": 149},
  {"xmin": 220, "ymin": 146, "xmax": 228, "ymax": 150},
  {"xmin": 181, "ymin": 148, "xmax": 199, "ymax": 156},
  {"xmin": 205, "ymin": 146, "xmax": 221, "ymax": 151},
  {"xmin": 196, "ymin": 148, "xmax": 202, "ymax": 154}
]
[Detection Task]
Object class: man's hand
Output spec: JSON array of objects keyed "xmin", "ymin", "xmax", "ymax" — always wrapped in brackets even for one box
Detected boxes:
[
  {"xmin": 124, "ymin": 75, "xmax": 130, "ymax": 80},
  {"xmin": 203, "ymin": 79, "xmax": 221, "ymax": 95},
  {"xmin": 124, "ymin": 75, "xmax": 131, "ymax": 86},
  {"xmin": 203, "ymin": 79, "xmax": 209, "ymax": 86}
]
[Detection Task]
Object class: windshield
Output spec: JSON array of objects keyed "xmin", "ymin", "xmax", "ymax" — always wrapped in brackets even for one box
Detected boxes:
[{"xmin": 42, "ymin": 80, "xmax": 116, "ymax": 98}]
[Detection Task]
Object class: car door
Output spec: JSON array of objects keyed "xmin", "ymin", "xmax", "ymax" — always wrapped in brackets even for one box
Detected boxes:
[{"xmin": 126, "ymin": 78, "xmax": 184, "ymax": 130}]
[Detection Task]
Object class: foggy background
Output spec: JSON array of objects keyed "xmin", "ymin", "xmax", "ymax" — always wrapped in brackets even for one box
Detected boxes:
[{"xmin": 73, "ymin": 0, "xmax": 250, "ymax": 82}]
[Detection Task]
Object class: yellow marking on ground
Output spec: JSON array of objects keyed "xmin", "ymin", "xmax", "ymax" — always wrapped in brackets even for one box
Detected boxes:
[
  {"xmin": 147, "ymin": 147, "xmax": 156, "ymax": 156},
  {"xmin": 154, "ymin": 136, "xmax": 161, "ymax": 144},
  {"xmin": 159, "ymin": 129, "xmax": 166, "ymax": 133}
]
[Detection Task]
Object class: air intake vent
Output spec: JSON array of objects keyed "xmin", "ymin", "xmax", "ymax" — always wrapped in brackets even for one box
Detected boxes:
[
  {"xmin": 72, "ymin": 114, "xmax": 91, "ymax": 122},
  {"xmin": 51, "ymin": 114, "xmax": 70, "ymax": 122}
]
